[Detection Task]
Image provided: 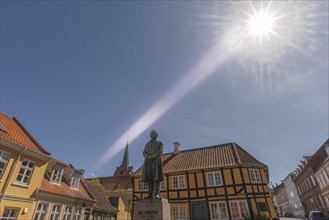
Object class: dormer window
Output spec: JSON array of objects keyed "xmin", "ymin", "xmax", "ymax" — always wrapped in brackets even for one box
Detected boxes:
[
  {"xmin": 51, "ymin": 166, "xmax": 64, "ymax": 184},
  {"xmin": 70, "ymin": 173, "xmax": 81, "ymax": 188},
  {"xmin": 325, "ymin": 144, "xmax": 329, "ymax": 156},
  {"xmin": 0, "ymin": 123, "xmax": 6, "ymax": 132}
]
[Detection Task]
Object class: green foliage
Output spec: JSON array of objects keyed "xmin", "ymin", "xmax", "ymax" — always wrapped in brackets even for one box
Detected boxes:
[{"xmin": 91, "ymin": 178, "xmax": 101, "ymax": 185}]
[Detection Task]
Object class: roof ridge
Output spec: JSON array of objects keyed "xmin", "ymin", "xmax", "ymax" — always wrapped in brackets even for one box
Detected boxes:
[
  {"xmin": 81, "ymin": 179, "xmax": 97, "ymax": 201},
  {"xmin": 13, "ymin": 117, "xmax": 51, "ymax": 155},
  {"xmin": 234, "ymin": 143, "xmax": 265, "ymax": 166},
  {"xmin": 162, "ymin": 142, "xmax": 235, "ymax": 155},
  {"xmin": 232, "ymin": 142, "xmax": 242, "ymax": 164},
  {"xmin": 162, "ymin": 153, "xmax": 177, "ymax": 166}
]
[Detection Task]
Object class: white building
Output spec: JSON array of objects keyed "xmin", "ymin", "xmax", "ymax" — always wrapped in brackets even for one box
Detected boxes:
[{"xmin": 283, "ymin": 173, "xmax": 305, "ymax": 217}]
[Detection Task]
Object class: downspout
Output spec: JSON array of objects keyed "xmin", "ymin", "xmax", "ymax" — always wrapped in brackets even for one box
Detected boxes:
[{"xmin": 0, "ymin": 147, "xmax": 28, "ymax": 203}]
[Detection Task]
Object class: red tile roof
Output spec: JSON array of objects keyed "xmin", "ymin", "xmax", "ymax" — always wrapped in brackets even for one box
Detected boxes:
[
  {"xmin": 0, "ymin": 112, "xmax": 50, "ymax": 155},
  {"xmin": 135, "ymin": 142, "xmax": 265, "ymax": 176},
  {"xmin": 94, "ymin": 175, "xmax": 133, "ymax": 191},
  {"xmin": 83, "ymin": 180, "xmax": 118, "ymax": 213},
  {"xmin": 39, "ymin": 159, "xmax": 94, "ymax": 202}
]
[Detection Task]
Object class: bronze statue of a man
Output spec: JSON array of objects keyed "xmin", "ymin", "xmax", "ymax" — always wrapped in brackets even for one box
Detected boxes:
[{"xmin": 142, "ymin": 130, "xmax": 164, "ymax": 198}]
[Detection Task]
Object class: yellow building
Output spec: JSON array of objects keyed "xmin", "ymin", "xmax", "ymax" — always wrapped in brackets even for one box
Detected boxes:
[
  {"xmin": 33, "ymin": 158, "xmax": 118, "ymax": 220},
  {"xmin": 133, "ymin": 142, "xmax": 276, "ymax": 220},
  {"xmin": 0, "ymin": 112, "xmax": 52, "ymax": 220}
]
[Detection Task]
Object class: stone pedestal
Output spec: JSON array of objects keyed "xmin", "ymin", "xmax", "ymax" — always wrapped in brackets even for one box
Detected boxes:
[{"xmin": 133, "ymin": 198, "xmax": 171, "ymax": 220}]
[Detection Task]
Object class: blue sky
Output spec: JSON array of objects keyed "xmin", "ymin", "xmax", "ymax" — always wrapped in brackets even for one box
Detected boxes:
[{"xmin": 1, "ymin": 1, "xmax": 328, "ymax": 184}]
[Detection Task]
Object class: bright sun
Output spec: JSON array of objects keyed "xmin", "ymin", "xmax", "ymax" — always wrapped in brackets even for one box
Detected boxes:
[{"xmin": 248, "ymin": 11, "xmax": 274, "ymax": 37}]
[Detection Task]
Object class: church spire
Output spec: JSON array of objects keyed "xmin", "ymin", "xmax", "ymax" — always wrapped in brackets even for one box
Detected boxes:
[
  {"xmin": 113, "ymin": 141, "xmax": 133, "ymax": 176},
  {"xmin": 121, "ymin": 143, "xmax": 129, "ymax": 170}
]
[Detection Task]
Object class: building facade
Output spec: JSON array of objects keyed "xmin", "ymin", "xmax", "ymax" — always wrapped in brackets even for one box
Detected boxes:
[
  {"xmin": 133, "ymin": 142, "xmax": 276, "ymax": 220},
  {"xmin": 283, "ymin": 173, "xmax": 304, "ymax": 217},
  {"xmin": 0, "ymin": 112, "xmax": 52, "ymax": 220},
  {"xmin": 273, "ymin": 183, "xmax": 290, "ymax": 215},
  {"xmin": 95, "ymin": 144, "xmax": 133, "ymax": 220},
  {"xmin": 313, "ymin": 139, "xmax": 329, "ymax": 216},
  {"xmin": 34, "ymin": 158, "xmax": 117, "ymax": 220},
  {"xmin": 293, "ymin": 139, "xmax": 329, "ymax": 217},
  {"xmin": 1, "ymin": 112, "xmax": 118, "ymax": 220}
]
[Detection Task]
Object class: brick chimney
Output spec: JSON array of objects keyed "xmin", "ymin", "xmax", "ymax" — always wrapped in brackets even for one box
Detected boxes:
[{"xmin": 173, "ymin": 141, "xmax": 180, "ymax": 154}]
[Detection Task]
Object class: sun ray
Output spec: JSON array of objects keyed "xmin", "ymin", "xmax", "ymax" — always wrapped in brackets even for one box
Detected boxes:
[{"xmin": 92, "ymin": 1, "xmax": 328, "ymax": 171}]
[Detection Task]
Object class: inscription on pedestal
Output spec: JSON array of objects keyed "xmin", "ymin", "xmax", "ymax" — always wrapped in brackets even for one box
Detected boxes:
[{"xmin": 133, "ymin": 198, "xmax": 171, "ymax": 220}]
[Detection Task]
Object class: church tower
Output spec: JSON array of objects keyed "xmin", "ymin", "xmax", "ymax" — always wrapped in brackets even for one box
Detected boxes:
[{"xmin": 113, "ymin": 143, "xmax": 133, "ymax": 176}]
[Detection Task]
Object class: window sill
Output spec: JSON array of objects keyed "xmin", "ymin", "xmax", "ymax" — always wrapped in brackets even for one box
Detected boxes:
[
  {"xmin": 12, "ymin": 182, "xmax": 29, "ymax": 188},
  {"xmin": 50, "ymin": 181, "xmax": 61, "ymax": 185},
  {"xmin": 172, "ymin": 187, "xmax": 186, "ymax": 190},
  {"xmin": 208, "ymin": 184, "xmax": 224, "ymax": 187}
]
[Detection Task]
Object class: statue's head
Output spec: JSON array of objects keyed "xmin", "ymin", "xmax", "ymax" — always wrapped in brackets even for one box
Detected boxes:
[{"xmin": 150, "ymin": 130, "xmax": 158, "ymax": 139}]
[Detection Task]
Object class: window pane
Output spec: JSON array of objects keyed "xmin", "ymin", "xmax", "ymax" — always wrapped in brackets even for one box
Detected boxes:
[
  {"xmin": 2, "ymin": 209, "xmax": 10, "ymax": 217},
  {"xmin": 210, "ymin": 203, "xmax": 219, "ymax": 219},
  {"xmin": 214, "ymin": 173, "xmax": 221, "ymax": 185},
  {"xmin": 219, "ymin": 202, "xmax": 228, "ymax": 219},
  {"xmin": 22, "ymin": 160, "xmax": 28, "ymax": 166},
  {"xmin": 230, "ymin": 202, "xmax": 240, "ymax": 218},
  {"xmin": 16, "ymin": 174, "xmax": 23, "ymax": 182},
  {"xmin": 239, "ymin": 201, "xmax": 249, "ymax": 218},
  {"xmin": 208, "ymin": 173, "xmax": 214, "ymax": 186},
  {"xmin": 18, "ymin": 168, "xmax": 25, "ymax": 175}
]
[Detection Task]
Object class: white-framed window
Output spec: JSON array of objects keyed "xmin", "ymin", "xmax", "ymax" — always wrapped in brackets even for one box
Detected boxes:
[
  {"xmin": 229, "ymin": 200, "xmax": 250, "ymax": 219},
  {"xmin": 33, "ymin": 202, "xmax": 48, "ymax": 220},
  {"xmin": 324, "ymin": 196, "xmax": 329, "ymax": 206},
  {"xmin": 326, "ymin": 166, "xmax": 329, "ymax": 177},
  {"xmin": 319, "ymin": 173, "xmax": 326, "ymax": 189},
  {"xmin": 84, "ymin": 208, "xmax": 91, "ymax": 220},
  {"xmin": 74, "ymin": 207, "xmax": 82, "ymax": 220},
  {"xmin": 51, "ymin": 166, "xmax": 64, "ymax": 184},
  {"xmin": 16, "ymin": 159, "xmax": 35, "ymax": 185},
  {"xmin": 0, "ymin": 150, "xmax": 10, "ymax": 179},
  {"xmin": 63, "ymin": 206, "xmax": 73, "ymax": 220},
  {"xmin": 322, "ymin": 170, "xmax": 329, "ymax": 186},
  {"xmin": 49, "ymin": 204, "xmax": 62, "ymax": 220},
  {"xmin": 172, "ymin": 204, "xmax": 187, "ymax": 220},
  {"xmin": 137, "ymin": 179, "xmax": 166, "ymax": 191},
  {"xmin": 297, "ymin": 186, "xmax": 301, "ymax": 195},
  {"xmin": 71, "ymin": 174, "xmax": 81, "ymax": 188},
  {"xmin": 310, "ymin": 175, "xmax": 316, "ymax": 186},
  {"xmin": 1, "ymin": 208, "xmax": 19, "ymax": 220},
  {"xmin": 160, "ymin": 177, "xmax": 166, "ymax": 190},
  {"xmin": 289, "ymin": 191, "xmax": 295, "ymax": 198},
  {"xmin": 172, "ymin": 175, "xmax": 185, "ymax": 189},
  {"xmin": 249, "ymin": 169, "xmax": 261, "ymax": 183},
  {"xmin": 137, "ymin": 179, "xmax": 148, "ymax": 191},
  {"xmin": 304, "ymin": 180, "xmax": 309, "ymax": 190},
  {"xmin": 207, "ymin": 171, "xmax": 223, "ymax": 186},
  {"xmin": 316, "ymin": 176, "xmax": 323, "ymax": 189},
  {"xmin": 209, "ymin": 201, "xmax": 228, "ymax": 220}
]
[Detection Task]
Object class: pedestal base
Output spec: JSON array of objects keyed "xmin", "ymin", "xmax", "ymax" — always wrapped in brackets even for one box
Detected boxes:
[{"xmin": 133, "ymin": 198, "xmax": 171, "ymax": 220}]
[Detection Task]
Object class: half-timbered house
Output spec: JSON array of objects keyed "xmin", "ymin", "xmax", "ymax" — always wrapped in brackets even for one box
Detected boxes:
[{"xmin": 133, "ymin": 142, "xmax": 276, "ymax": 220}]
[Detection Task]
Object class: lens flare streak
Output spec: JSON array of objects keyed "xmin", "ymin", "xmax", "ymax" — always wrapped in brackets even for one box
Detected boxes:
[{"xmin": 92, "ymin": 40, "xmax": 242, "ymax": 171}]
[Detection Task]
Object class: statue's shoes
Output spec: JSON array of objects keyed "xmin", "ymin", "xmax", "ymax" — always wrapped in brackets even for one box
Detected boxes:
[{"xmin": 154, "ymin": 195, "xmax": 160, "ymax": 199}]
